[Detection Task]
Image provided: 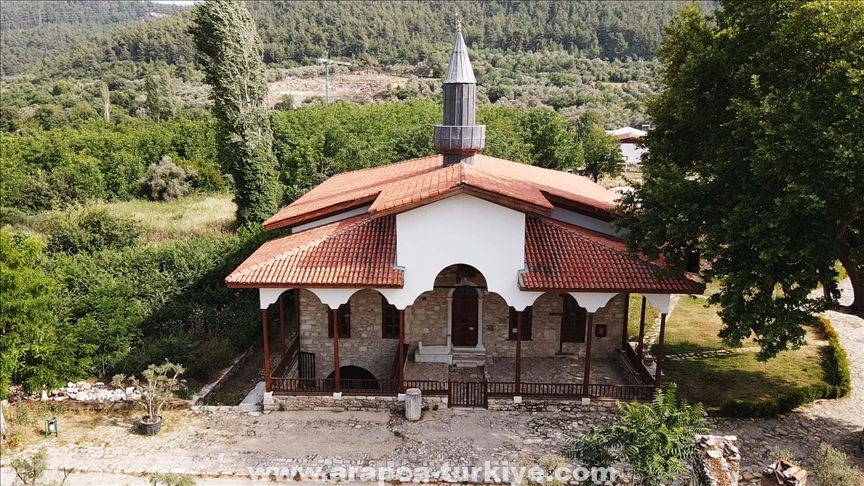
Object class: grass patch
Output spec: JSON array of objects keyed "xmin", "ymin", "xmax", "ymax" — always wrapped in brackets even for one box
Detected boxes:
[
  {"xmin": 664, "ymin": 344, "xmax": 825, "ymax": 409},
  {"xmin": 626, "ymin": 294, "xmax": 660, "ymax": 341},
  {"xmin": 100, "ymin": 194, "xmax": 236, "ymax": 243},
  {"xmin": 1, "ymin": 194, "xmax": 236, "ymax": 244},
  {"xmin": 650, "ymin": 295, "xmax": 757, "ymax": 355}
]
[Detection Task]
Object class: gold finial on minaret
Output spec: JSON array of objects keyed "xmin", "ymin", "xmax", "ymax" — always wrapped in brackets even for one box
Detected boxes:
[{"xmin": 455, "ymin": 11, "xmax": 462, "ymax": 33}]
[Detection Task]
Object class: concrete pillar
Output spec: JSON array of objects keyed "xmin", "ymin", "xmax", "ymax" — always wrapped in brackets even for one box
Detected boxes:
[{"xmin": 405, "ymin": 388, "xmax": 422, "ymax": 421}]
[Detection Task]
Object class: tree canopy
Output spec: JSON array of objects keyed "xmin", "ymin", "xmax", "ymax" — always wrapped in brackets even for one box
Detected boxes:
[
  {"xmin": 617, "ymin": 0, "xmax": 864, "ymax": 360},
  {"xmin": 191, "ymin": 0, "xmax": 281, "ymax": 226}
]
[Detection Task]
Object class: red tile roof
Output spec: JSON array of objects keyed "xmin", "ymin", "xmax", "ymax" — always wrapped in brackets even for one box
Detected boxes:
[
  {"xmin": 522, "ymin": 216, "xmax": 702, "ymax": 293},
  {"xmin": 263, "ymin": 154, "xmax": 617, "ymax": 230},
  {"xmin": 227, "ymin": 211, "xmax": 700, "ymax": 294},
  {"xmin": 225, "ymin": 214, "xmax": 402, "ymax": 288}
]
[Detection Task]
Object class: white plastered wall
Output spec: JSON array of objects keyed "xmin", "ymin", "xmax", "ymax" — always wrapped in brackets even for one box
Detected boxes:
[{"xmin": 385, "ymin": 193, "xmax": 542, "ymax": 311}]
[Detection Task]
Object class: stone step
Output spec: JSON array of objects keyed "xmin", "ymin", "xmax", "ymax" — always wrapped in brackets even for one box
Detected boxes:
[{"xmin": 451, "ymin": 355, "xmax": 486, "ymax": 367}]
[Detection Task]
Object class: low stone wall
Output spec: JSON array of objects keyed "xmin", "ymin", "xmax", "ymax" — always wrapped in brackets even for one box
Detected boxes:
[
  {"xmin": 487, "ymin": 397, "xmax": 620, "ymax": 414},
  {"xmin": 268, "ymin": 394, "xmax": 448, "ymax": 412}
]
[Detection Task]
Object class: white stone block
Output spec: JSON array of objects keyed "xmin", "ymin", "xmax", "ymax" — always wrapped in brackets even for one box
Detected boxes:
[
  {"xmin": 332, "ymin": 392, "xmax": 343, "ymax": 399},
  {"xmin": 581, "ymin": 397, "xmax": 591, "ymax": 405},
  {"xmin": 397, "ymin": 393, "xmax": 406, "ymax": 402},
  {"xmin": 513, "ymin": 396, "xmax": 522, "ymax": 404}
]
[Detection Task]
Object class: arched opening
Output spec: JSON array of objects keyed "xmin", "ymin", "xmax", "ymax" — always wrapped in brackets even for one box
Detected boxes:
[{"xmin": 326, "ymin": 365, "xmax": 378, "ymax": 391}]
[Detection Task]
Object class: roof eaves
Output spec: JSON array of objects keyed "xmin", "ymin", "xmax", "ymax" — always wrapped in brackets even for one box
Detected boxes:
[{"xmin": 227, "ymin": 215, "xmax": 375, "ymax": 282}]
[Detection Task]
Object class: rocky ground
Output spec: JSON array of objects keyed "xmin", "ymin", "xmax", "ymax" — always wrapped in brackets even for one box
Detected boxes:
[{"xmin": 1, "ymin": 281, "xmax": 861, "ymax": 485}]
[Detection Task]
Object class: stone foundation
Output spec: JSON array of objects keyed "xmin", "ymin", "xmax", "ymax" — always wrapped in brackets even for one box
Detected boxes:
[
  {"xmin": 268, "ymin": 394, "xmax": 448, "ymax": 412},
  {"xmin": 487, "ymin": 397, "xmax": 620, "ymax": 413}
]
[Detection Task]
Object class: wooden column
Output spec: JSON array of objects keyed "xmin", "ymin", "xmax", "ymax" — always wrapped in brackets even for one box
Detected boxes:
[
  {"xmin": 278, "ymin": 294, "xmax": 286, "ymax": 357},
  {"xmin": 621, "ymin": 294, "xmax": 630, "ymax": 350},
  {"xmin": 515, "ymin": 310, "xmax": 523, "ymax": 394},
  {"xmin": 398, "ymin": 309, "xmax": 405, "ymax": 392},
  {"xmin": 261, "ymin": 309, "xmax": 272, "ymax": 392},
  {"xmin": 636, "ymin": 296, "xmax": 647, "ymax": 359},
  {"xmin": 582, "ymin": 312, "xmax": 595, "ymax": 397},
  {"xmin": 294, "ymin": 289, "xmax": 301, "ymax": 332},
  {"xmin": 331, "ymin": 308, "xmax": 341, "ymax": 393},
  {"xmin": 655, "ymin": 313, "xmax": 667, "ymax": 387}
]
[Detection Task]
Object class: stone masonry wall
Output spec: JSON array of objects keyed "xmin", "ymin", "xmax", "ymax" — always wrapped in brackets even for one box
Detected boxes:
[
  {"xmin": 268, "ymin": 394, "xmax": 448, "ymax": 412},
  {"xmin": 483, "ymin": 293, "xmax": 627, "ymax": 359},
  {"xmin": 299, "ymin": 267, "xmax": 628, "ymax": 379},
  {"xmin": 299, "ymin": 289, "xmax": 399, "ymax": 381}
]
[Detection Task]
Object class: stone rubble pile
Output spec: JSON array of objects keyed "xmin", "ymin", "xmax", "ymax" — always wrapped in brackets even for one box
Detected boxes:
[{"xmin": 16, "ymin": 381, "xmax": 143, "ymax": 403}]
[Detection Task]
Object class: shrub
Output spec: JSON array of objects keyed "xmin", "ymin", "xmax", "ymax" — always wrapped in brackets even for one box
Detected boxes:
[
  {"xmin": 563, "ymin": 384, "xmax": 707, "ymax": 486},
  {"xmin": 719, "ymin": 317, "xmax": 851, "ymax": 418},
  {"xmin": 812, "ymin": 443, "xmax": 864, "ymax": 485},
  {"xmin": 140, "ymin": 156, "xmax": 196, "ymax": 201},
  {"xmin": 46, "ymin": 206, "xmax": 141, "ymax": 255}
]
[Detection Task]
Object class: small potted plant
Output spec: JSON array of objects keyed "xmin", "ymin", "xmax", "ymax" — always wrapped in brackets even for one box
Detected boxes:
[{"xmin": 114, "ymin": 361, "xmax": 185, "ymax": 435}]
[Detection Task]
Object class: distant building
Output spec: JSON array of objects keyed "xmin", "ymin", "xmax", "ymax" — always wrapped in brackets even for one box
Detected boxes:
[{"xmin": 606, "ymin": 127, "xmax": 647, "ymax": 172}]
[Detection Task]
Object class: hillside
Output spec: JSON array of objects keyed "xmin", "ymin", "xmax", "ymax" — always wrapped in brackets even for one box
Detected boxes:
[
  {"xmin": 24, "ymin": 1, "xmax": 718, "ymax": 78},
  {"xmin": 0, "ymin": 0, "xmax": 187, "ymax": 76}
]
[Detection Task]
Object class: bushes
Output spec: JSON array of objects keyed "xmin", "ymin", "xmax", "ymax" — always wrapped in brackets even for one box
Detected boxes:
[
  {"xmin": 46, "ymin": 206, "xmax": 141, "ymax": 255},
  {"xmin": 719, "ymin": 317, "xmax": 851, "ymax": 417},
  {"xmin": 140, "ymin": 156, "xmax": 196, "ymax": 201},
  {"xmin": 52, "ymin": 228, "xmax": 266, "ymax": 383},
  {"xmin": 813, "ymin": 443, "xmax": 864, "ymax": 485}
]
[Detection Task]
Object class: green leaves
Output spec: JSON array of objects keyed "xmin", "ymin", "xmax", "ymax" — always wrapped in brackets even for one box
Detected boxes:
[
  {"xmin": 619, "ymin": 0, "xmax": 864, "ymax": 359},
  {"xmin": 191, "ymin": 0, "xmax": 281, "ymax": 227},
  {"xmin": 563, "ymin": 385, "xmax": 708, "ymax": 486}
]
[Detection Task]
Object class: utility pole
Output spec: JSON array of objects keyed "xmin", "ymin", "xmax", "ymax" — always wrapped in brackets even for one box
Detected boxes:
[{"xmin": 317, "ymin": 51, "xmax": 351, "ymax": 103}]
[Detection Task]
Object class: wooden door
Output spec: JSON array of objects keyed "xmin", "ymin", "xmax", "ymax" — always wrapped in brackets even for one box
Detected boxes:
[
  {"xmin": 560, "ymin": 295, "xmax": 587, "ymax": 344},
  {"xmin": 451, "ymin": 287, "xmax": 478, "ymax": 347}
]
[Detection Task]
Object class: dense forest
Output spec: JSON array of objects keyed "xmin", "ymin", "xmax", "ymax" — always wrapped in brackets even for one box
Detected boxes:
[
  {"xmin": 3, "ymin": 1, "xmax": 716, "ymax": 77},
  {"xmin": 0, "ymin": 0, "xmax": 186, "ymax": 76}
]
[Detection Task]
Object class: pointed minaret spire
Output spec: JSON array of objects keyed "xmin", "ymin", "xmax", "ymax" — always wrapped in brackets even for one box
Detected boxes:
[{"xmin": 434, "ymin": 23, "xmax": 485, "ymax": 166}]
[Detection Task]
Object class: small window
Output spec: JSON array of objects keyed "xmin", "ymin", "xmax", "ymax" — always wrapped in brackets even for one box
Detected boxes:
[
  {"xmin": 381, "ymin": 296, "xmax": 399, "ymax": 339},
  {"xmin": 328, "ymin": 302, "xmax": 351, "ymax": 338},
  {"xmin": 508, "ymin": 306, "xmax": 533, "ymax": 341}
]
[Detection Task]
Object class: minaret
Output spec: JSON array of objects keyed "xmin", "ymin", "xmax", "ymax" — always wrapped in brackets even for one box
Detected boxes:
[{"xmin": 434, "ymin": 22, "xmax": 486, "ymax": 166}]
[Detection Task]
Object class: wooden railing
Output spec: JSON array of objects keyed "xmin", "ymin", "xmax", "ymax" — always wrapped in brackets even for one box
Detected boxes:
[
  {"xmin": 272, "ymin": 379, "xmax": 653, "ymax": 401},
  {"xmin": 402, "ymin": 380, "xmax": 448, "ymax": 396},
  {"xmin": 624, "ymin": 342, "xmax": 656, "ymax": 385},
  {"xmin": 271, "ymin": 378, "xmax": 400, "ymax": 395},
  {"xmin": 588, "ymin": 383, "xmax": 654, "ymax": 400},
  {"xmin": 518, "ymin": 382, "xmax": 584, "ymax": 397},
  {"xmin": 270, "ymin": 333, "xmax": 300, "ymax": 379}
]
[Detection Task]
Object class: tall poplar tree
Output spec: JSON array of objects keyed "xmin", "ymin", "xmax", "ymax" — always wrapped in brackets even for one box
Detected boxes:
[
  {"xmin": 190, "ymin": 0, "xmax": 281, "ymax": 226},
  {"xmin": 618, "ymin": 0, "xmax": 864, "ymax": 359}
]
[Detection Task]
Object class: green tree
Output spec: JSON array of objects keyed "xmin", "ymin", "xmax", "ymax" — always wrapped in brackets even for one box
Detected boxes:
[
  {"xmin": 144, "ymin": 62, "xmax": 177, "ymax": 122},
  {"xmin": 190, "ymin": 0, "xmax": 282, "ymax": 226},
  {"xmin": 563, "ymin": 385, "xmax": 708, "ymax": 486},
  {"xmin": 617, "ymin": 1, "xmax": 864, "ymax": 360},
  {"xmin": 0, "ymin": 229, "xmax": 76, "ymax": 397},
  {"xmin": 580, "ymin": 122, "xmax": 623, "ymax": 183}
]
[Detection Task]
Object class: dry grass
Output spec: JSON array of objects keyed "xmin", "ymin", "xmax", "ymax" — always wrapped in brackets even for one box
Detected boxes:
[
  {"xmin": 1, "ymin": 194, "xmax": 237, "ymax": 245},
  {"xmin": 97, "ymin": 194, "xmax": 236, "ymax": 243}
]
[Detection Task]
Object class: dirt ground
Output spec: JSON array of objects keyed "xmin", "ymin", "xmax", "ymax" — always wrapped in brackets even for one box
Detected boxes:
[{"xmin": 267, "ymin": 72, "xmax": 411, "ymax": 107}]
